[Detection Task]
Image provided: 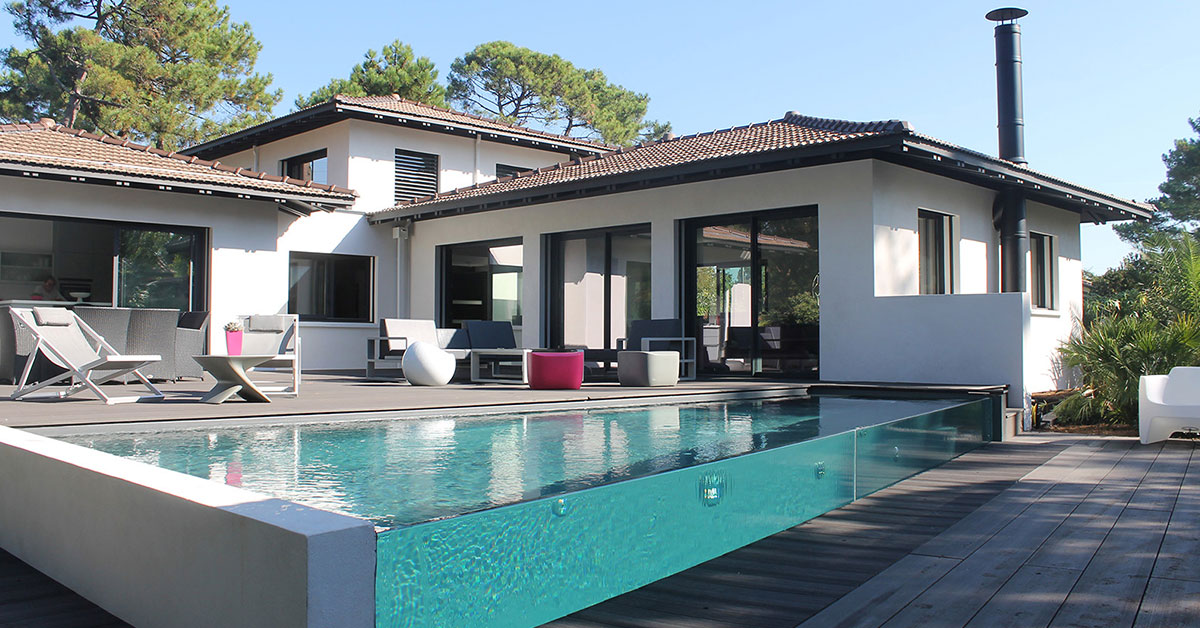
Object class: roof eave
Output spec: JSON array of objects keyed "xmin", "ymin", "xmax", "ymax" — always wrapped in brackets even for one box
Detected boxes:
[
  {"xmin": 369, "ymin": 135, "xmax": 905, "ymax": 224},
  {"xmin": 0, "ymin": 162, "xmax": 356, "ymax": 211},
  {"xmin": 183, "ymin": 100, "xmax": 609, "ymax": 161},
  {"xmin": 890, "ymin": 138, "xmax": 1154, "ymax": 223}
]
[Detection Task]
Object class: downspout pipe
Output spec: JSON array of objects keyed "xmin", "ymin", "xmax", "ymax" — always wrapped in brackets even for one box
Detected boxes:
[{"xmin": 998, "ymin": 188, "xmax": 1027, "ymax": 292}]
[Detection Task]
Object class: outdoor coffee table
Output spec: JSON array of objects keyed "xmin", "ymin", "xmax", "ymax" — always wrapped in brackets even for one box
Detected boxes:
[
  {"xmin": 193, "ymin": 354, "xmax": 277, "ymax": 403},
  {"xmin": 470, "ymin": 348, "xmax": 532, "ymax": 384}
]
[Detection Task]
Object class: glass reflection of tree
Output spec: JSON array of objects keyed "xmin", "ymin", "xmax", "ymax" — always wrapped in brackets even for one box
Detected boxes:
[
  {"xmin": 758, "ymin": 217, "xmax": 819, "ymax": 326},
  {"xmin": 119, "ymin": 230, "xmax": 193, "ymax": 309}
]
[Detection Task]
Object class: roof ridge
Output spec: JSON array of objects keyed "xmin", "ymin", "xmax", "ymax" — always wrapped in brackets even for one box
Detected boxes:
[
  {"xmin": 35, "ymin": 124, "xmax": 356, "ymax": 197},
  {"xmin": 782, "ymin": 112, "xmax": 912, "ymax": 134},
  {"xmin": 334, "ymin": 94, "xmax": 616, "ymax": 150}
]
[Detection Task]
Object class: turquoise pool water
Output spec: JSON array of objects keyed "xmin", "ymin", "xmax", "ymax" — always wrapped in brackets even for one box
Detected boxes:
[{"xmin": 61, "ymin": 393, "xmax": 994, "ymax": 627}]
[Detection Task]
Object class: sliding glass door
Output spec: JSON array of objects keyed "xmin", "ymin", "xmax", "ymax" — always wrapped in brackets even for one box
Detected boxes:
[
  {"xmin": 548, "ymin": 225, "xmax": 652, "ymax": 354},
  {"xmin": 687, "ymin": 207, "xmax": 818, "ymax": 377}
]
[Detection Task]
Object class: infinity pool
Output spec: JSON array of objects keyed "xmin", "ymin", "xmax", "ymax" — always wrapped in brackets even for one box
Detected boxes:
[{"xmin": 61, "ymin": 392, "xmax": 995, "ymax": 627}]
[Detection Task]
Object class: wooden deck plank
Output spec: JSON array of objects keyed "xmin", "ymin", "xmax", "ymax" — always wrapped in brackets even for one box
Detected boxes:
[
  {"xmin": 1048, "ymin": 507, "xmax": 1172, "ymax": 628},
  {"xmin": 1125, "ymin": 442, "xmax": 1190, "ymax": 511},
  {"xmin": 962, "ymin": 564, "xmax": 1081, "ymax": 628},
  {"xmin": 1134, "ymin": 577, "xmax": 1200, "ymax": 628},
  {"xmin": 795, "ymin": 555, "xmax": 959, "ymax": 628},
  {"xmin": 1150, "ymin": 445, "xmax": 1200, "ymax": 582},
  {"xmin": 911, "ymin": 442, "xmax": 1118, "ymax": 560},
  {"xmin": 1025, "ymin": 486, "xmax": 1134, "ymax": 571}
]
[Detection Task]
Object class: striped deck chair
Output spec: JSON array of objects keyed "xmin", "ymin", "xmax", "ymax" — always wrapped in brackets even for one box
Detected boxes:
[{"xmin": 9, "ymin": 307, "xmax": 163, "ymax": 405}]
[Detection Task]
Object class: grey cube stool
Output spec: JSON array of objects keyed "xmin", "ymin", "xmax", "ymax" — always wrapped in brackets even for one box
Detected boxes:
[{"xmin": 618, "ymin": 350, "xmax": 680, "ymax": 387}]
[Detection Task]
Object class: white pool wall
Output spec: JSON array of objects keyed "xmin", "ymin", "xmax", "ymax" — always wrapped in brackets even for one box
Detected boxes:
[{"xmin": 0, "ymin": 425, "xmax": 375, "ymax": 628}]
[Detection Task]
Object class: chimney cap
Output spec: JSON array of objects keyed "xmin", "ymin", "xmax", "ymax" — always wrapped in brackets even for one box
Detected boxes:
[{"xmin": 986, "ymin": 7, "xmax": 1028, "ymax": 22}]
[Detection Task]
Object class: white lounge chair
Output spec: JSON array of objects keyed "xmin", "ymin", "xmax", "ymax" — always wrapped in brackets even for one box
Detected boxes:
[
  {"xmin": 236, "ymin": 314, "xmax": 300, "ymax": 396},
  {"xmin": 9, "ymin": 307, "xmax": 163, "ymax": 405},
  {"xmin": 1139, "ymin": 366, "xmax": 1200, "ymax": 445}
]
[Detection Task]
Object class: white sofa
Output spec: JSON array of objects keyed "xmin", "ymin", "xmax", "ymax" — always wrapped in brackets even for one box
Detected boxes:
[{"xmin": 1139, "ymin": 366, "xmax": 1200, "ymax": 445}]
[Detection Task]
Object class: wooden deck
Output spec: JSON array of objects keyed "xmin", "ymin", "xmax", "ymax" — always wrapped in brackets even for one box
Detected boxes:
[{"xmin": 547, "ymin": 435, "xmax": 1200, "ymax": 628}]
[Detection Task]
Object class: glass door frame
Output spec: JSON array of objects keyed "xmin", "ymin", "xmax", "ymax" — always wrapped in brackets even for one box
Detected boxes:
[
  {"xmin": 682, "ymin": 204, "xmax": 818, "ymax": 377},
  {"xmin": 545, "ymin": 223, "xmax": 652, "ymax": 350}
]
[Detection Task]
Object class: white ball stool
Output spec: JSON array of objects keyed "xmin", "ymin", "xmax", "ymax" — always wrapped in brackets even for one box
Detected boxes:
[{"xmin": 401, "ymin": 341, "xmax": 456, "ymax": 386}]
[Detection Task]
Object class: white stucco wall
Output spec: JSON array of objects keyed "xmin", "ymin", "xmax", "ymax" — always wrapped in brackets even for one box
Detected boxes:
[
  {"xmin": 403, "ymin": 158, "xmax": 1079, "ymax": 404},
  {"xmin": 0, "ymin": 425, "xmax": 375, "ymax": 628},
  {"xmin": 871, "ymin": 161, "xmax": 998, "ymax": 296},
  {"xmin": 217, "ymin": 120, "xmax": 582, "ymax": 215},
  {"xmin": 344, "ymin": 119, "xmax": 581, "ymax": 213},
  {"xmin": 1024, "ymin": 199, "xmax": 1084, "ymax": 394},
  {"xmin": 0, "ymin": 177, "xmax": 393, "ymax": 370}
]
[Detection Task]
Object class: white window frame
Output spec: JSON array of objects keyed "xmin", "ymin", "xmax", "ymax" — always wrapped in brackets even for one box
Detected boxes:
[
  {"xmin": 1029, "ymin": 231, "xmax": 1057, "ymax": 310},
  {"xmin": 917, "ymin": 208, "xmax": 957, "ymax": 295}
]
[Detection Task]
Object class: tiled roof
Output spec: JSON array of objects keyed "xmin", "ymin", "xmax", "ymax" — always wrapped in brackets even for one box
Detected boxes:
[
  {"xmin": 0, "ymin": 120, "xmax": 357, "ymax": 202},
  {"xmin": 370, "ymin": 113, "xmax": 910, "ymax": 215},
  {"xmin": 334, "ymin": 95, "xmax": 613, "ymax": 153}
]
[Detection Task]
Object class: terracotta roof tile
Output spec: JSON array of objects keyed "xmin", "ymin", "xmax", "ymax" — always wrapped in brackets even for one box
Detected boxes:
[
  {"xmin": 333, "ymin": 95, "xmax": 613, "ymax": 152},
  {"xmin": 370, "ymin": 112, "xmax": 909, "ymax": 214},
  {"xmin": 0, "ymin": 120, "xmax": 357, "ymax": 202}
]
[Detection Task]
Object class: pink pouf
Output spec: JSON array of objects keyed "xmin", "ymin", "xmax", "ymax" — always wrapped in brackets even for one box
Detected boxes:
[{"xmin": 528, "ymin": 351, "xmax": 584, "ymax": 390}]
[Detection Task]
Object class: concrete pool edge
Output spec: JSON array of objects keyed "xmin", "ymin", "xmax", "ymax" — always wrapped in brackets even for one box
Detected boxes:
[{"xmin": 0, "ymin": 425, "xmax": 375, "ymax": 628}]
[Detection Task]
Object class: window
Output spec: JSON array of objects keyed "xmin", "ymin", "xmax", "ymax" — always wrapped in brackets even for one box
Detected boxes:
[
  {"xmin": 918, "ymin": 209, "xmax": 954, "ymax": 294},
  {"xmin": 495, "ymin": 163, "xmax": 527, "ymax": 179},
  {"xmin": 439, "ymin": 239, "xmax": 522, "ymax": 329},
  {"xmin": 281, "ymin": 149, "xmax": 328, "ymax": 184},
  {"xmin": 288, "ymin": 252, "xmax": 372, "ymax": 322},
  {"xmin": 395, "ymin": 149, "xmax": 439, "ymax": 203},
  {"xmin": 1030, "ymin": 232, "xmax": 1056, "ymax": 309}
]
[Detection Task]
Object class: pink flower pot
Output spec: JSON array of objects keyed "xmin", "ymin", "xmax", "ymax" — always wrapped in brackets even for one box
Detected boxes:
[{"xmin": 226, "ymin": 330, "xmax": 243, "ymax": 356}]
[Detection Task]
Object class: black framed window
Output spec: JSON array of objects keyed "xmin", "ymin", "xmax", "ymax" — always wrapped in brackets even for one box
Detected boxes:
[
  {"xmin": 288, "ymin": 252, "xmax": 372, "ymax": 322},
  {"xmin": 438, "ymin": 238, "xmax": 522, "ymax": 329},
  {"xmin": 281, "ymin": 149, "xmax": 328, "ymax": 184},
  {"xmin": 395, "ymin": 149, "xmax": 439, "ymax": 203},
  {"xmin": 495, "ymin": 163, "xmax": 527, "ymax": 179},
  {"xmin": 1030, "ymin": 232, "xmax": 1056, "ymax": 309},
  {"xmin": 918, "ymin": 209, "xmax": 954, "ymax": 295}
]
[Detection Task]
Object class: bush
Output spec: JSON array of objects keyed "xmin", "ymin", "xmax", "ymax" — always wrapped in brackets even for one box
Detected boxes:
[{"xmin": 1057, "ymin": 232, "xmax": 1200, "ymax": 425}]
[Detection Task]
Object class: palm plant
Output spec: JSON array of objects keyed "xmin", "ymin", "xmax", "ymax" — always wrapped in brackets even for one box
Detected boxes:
[{"xmin": 1056, "ymin": 231, "xmax": 1200, "ymax": 424}]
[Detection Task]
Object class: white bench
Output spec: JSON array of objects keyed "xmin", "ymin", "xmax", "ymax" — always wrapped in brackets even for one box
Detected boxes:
[{"xmin": 1139, "ymin": 366, "xmax": 1200, "ymax": 445}]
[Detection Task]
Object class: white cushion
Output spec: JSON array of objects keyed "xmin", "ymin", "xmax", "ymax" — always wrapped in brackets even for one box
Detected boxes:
[{"xmin": 32, "ymin": 307, "xmax": 75, "ymax": 326}]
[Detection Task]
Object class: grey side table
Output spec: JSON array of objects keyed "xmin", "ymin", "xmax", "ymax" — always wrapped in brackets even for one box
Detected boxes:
[{"xmin": 193, "ymin": 354, "xmax": 276, "ymax": 403}]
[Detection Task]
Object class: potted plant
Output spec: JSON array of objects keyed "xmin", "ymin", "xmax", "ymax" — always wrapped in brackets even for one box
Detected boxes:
[{"xmin": 224, "ymin": 321, "xmax": 243, "ymax": 356}]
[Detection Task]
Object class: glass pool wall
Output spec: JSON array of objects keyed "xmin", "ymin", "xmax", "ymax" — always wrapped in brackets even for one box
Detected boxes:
[{"xmin": 375, "ymin": 395, "xmax": 993, "ymax": 628}]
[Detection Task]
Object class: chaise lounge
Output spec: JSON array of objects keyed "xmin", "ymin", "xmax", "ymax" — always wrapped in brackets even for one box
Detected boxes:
[{"xmin": 9, "ymin": 307, "xmax": 163, "ymax": 404}]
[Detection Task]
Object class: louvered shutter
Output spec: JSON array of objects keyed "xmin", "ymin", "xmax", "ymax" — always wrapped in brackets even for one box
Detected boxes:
[{"xmin": 394, "ymin": 149, "xmax": 439, "ymax": 203}]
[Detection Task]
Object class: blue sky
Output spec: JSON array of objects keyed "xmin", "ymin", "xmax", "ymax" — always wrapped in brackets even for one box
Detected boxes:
[{"xmin": 4, "ymin": 0, "xmax": 1196, "ymax": 272}]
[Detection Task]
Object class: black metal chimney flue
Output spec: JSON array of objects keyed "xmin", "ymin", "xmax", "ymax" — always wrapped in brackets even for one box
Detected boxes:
[
  {"xmin": 987, "ymin": 7, "xmax": 1029, "ymax": 293},
  {"xmin": 988, "ymin": 7, "xmax": 1028, "ymax": 165}
]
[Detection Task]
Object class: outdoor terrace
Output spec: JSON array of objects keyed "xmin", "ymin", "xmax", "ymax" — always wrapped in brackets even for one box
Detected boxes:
[{"xmin": 0, "ymin": 376, "xmax": 1196, "ymax": 627}]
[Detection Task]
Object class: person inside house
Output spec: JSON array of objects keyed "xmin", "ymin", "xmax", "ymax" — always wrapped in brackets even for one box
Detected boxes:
[{"xmin": 30, "ymin": 276, "xmax": 64, "ymax": 301}]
